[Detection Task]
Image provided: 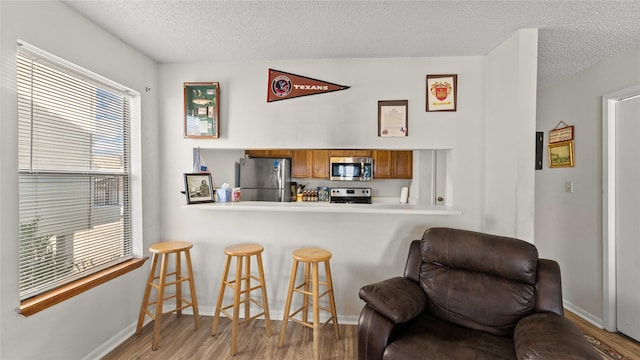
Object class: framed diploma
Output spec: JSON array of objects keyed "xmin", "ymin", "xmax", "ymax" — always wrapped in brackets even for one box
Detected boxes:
[
  {"xmin": 426, "ymin": 74, "xmax": 457, "ymax": 112},
  {"xmin": 378, "ymin": 100, "xmax": 408, "ymax": 137},
  {"xmin": 184, "ymin": 82, "xmax": 220, "ymax": 139}
]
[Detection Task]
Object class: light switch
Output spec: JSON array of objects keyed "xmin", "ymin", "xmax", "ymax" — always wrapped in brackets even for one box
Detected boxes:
[{"xmin": 565, "ymin": 180, "xmax": 574, "ymax": 193}]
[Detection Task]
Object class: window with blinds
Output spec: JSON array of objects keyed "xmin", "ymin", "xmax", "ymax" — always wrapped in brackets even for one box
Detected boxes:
[{"xmin": 17, "ymin": 44, "xmax": 133, "ymax": 300}]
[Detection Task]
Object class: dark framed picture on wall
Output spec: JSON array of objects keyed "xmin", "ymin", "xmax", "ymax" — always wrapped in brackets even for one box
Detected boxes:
[
  {"xmin": 184, "ymin": 173, "xmax": 214, "ymax": 204},
  {"xmin": 426, "ymin": 74, "xmax": 457, "ymax": 112},
  {"xmin": 184, "ymin": 82, "xmax": 220, "ymax": 139}
]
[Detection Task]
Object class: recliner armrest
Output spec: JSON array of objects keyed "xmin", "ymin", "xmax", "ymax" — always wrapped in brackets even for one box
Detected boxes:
[
  {"xmin": 514, "ymin": 312, "xmax": 601, "ymax": 360},
  {"xmin": 359, "ymin": 277, "xmax": 427, "ymax": 324}
]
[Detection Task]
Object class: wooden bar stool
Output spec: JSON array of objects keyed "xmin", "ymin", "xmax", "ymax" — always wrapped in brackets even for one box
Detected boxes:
[
  {"xmin": 211, "ymin": 243, "xmax": 271, "ymax": 356},
  {"xmin": 136, "ymin": 241, "xmax": 200, "ymax": 351},
  {"xmin": 278, "ymin": 247, "xmax": 340, "ymax": 360}
]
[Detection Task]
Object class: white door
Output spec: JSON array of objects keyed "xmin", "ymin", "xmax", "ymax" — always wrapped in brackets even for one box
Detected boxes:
[{"xmin": 615, "ymin": 95, "xmax": 640, "ymax": 341}]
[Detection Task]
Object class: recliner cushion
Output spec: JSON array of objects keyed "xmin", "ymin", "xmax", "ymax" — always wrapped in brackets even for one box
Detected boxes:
[
  {"xmin": 383, "ymin": 312, "xmax": 516, "ymax": 360},
  {"xmin": 420, "ymin": 228, "xmax": 538, "ymax": 337}
]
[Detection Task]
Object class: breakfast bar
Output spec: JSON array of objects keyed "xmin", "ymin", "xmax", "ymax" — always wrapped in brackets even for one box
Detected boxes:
[{"xmin": 185, "ymin": 200, "xmax": 462, "ymax": 216}]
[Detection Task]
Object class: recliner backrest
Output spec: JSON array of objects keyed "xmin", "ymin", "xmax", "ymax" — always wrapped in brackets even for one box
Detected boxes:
[{"xmin": 419, "ymin": 227, "xmax": 539, "ymax": 337}]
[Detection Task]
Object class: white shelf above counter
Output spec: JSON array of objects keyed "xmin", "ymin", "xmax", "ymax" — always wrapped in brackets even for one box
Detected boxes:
[{"xmin": 183, "ymin": 199, "xmax": 462, "ymax": 216}]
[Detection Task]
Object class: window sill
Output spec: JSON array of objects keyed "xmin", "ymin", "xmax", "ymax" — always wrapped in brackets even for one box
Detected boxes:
[{"xmin": 19, "ymin": 257, "xmax": 148, "ymax": 317}]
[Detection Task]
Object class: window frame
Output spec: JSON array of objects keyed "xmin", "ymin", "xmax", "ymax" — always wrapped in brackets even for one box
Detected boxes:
[{"xmin": 16, "ymin": 41, "xmax": 145, "ymax": 315}]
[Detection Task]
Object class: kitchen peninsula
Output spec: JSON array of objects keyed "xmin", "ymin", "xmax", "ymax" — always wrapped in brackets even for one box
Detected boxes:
[{"xmin": 186, "ymin": 200, "xmax": 461, "ymax": 216}]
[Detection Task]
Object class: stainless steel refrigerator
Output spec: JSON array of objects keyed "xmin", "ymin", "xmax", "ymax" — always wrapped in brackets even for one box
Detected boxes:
[{"xmin": 239, "ymin": 158, "xmax": 292, "ymax": 202}]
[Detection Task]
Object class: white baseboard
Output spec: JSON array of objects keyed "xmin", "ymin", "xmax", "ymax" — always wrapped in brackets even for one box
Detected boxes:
[
  {"xmin": 564, "ymin": 299, "xmax": 604, "ymax": 328},
  {"xmin": 80, "ymin": 319, "xmax": 148, "ymax": 360}
]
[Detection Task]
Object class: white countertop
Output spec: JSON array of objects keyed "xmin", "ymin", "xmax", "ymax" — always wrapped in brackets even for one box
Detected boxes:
[{"xmin": 184, "ymin": 198, "xmax": 462, "ymax": 216}]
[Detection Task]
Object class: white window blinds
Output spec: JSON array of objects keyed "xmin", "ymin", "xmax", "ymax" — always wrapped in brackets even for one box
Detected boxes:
[{"xmin": 17, "ymin": 44, "xmax": 133, "ymax": 300}]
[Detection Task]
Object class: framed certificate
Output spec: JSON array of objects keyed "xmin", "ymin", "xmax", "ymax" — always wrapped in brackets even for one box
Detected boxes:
[
  {"xmin": 378, "ymin": 100, "xmax": 408, "ymax": 137},
  {"xmin": 184, "ymin": 82, "xmax": 220, "ymax": 139}
]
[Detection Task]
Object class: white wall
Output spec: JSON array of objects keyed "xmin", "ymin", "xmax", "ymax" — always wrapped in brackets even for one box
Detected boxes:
[
  {"xmin": 0, "ymin": 2, "xmax": 159, "ymax": 359},
  {"xmin": 486, "ymin": 29, "xmax": 538, "ymax": 241},
  {"xmin": 536, "ymin": 46, "xmax": 640, "ymax": 323},
  {"xmin": 158, "ymin": 30, "xmax": 537, "ymax": 326}
]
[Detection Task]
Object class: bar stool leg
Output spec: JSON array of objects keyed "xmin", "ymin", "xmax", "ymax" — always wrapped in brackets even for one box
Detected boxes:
[
  {"xmin": 312, "ymin": 261, "xmax": 320, "ymax": 360},
  {"xmin": 244, "ymin": 254, "xmax": 251, "ymax": 320},
  {"xmin": 302, "ymin": 261, "xmax": 311, "ymax": 324},
  {"xmin": 176, "ymin": 252, "xmax": 182, "ymax": 318},
  {"xmin": 184, "ymin": 250, "xmax": 200, "ymax": 330},
  {"xmin": 256, "ymin": 252, "xmax": 272, "ymax": 336},
  {"xmin": 325, "ymin": 260, "xmax": 340, "ymax": 339},
  {"xmin": 212, "ymin": 255, "xmax": 232, "ymax": 336},
  {"xmin": 231, "ymin": 255, "xmax": 243, "ymax": 355},
  {"xmin": 136, "ymin": 253, "xmax": 158, "ymax": 334},
  {"xmin": 278, "ymin": 259, "xmax": 299, "ymax": 347},
  {"xmin": 152, "ymin": 253, "xmax": 169, "ymax": 351}
]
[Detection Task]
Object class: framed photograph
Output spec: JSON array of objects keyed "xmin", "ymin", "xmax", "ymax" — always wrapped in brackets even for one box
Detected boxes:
[
  {"xmin": 548, "ymin": 141, "xmax": 575, "ymax": 168},
  {"xmin": 426, "ymin": 74, "xmax": 457, "ymax": 112},
  {"xmin": 184, "ymin": 173, "xmax": 214, "ymax": 204},
  {"xmin": 184, "ymin": 82, "xmax": 220, "ymax": 139},
  {"xmin": 378, "ymin": 100, "xmax": 408, "ymax": 137}
]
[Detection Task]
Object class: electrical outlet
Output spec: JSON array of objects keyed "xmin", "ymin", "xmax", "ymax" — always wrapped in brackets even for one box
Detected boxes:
[{"xmin": 565, "ymin": 180, "xmax": 574, "ymax": 193}]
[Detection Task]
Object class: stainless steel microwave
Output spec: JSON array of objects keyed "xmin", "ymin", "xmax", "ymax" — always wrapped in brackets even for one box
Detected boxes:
[{"xmin": 330, "ymin": 157, "xmax": 373, "ymax": 181}]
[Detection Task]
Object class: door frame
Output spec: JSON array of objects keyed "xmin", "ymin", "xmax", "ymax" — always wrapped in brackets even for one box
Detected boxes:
[{"xmin": 602, "ymin": 84, "xmax": 640, "ymax": 331}]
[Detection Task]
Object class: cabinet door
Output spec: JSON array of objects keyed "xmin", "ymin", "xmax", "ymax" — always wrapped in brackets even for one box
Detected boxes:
[
  {"xmin": 244, "ymin": 149, "xmax": 270, "ymax": 158},
  {"xmin": 329, "ymin": 149, "xmax": 372, "ymax": 157},
  {"xmin": 373, "ymin": 150, "xmax": 392, "ymax": 178},
  {"xmin": 292, "ymin": 150, "xmax": 311, "ymax": 178},
  {"xmin": 311, "ymin": 150, "xmax": 329, "ymax": 179},
  {"xmin": 351, "ymin": 149, "xmax": 372, "ymax": 157},
  {"xmin": 269, "ymin": 149, "xmax": 293, "ymax": 158},
  {"xmin": 329, "ymin": 149, "xmax": 351, "ymax": 157},
  {"xmin": 393, "ymin": 151, "xmax": 413, "ymax": 179}
]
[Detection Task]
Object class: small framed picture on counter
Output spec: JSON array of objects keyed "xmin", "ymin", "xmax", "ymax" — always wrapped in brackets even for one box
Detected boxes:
[
  {"xmin": 184, "ymin": 173, "xmax": 214, "ymax": 204},
  {"xmin": 378, "ymin": 100, "xmax": 408, "ymax": 137},
  {"xmin": 184, "ymin": 82, "xmax": 220, "ymax": 139}
]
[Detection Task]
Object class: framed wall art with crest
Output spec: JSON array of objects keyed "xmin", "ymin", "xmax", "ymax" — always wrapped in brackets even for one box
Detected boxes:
[{"xmin": 426, "ymin": 74, "xmax": 457, "ymax": 112}]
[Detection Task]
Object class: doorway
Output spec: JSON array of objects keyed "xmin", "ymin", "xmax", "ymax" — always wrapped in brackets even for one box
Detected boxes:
[{"xmin": 602, "ymin": 84, "xmax": 640, "ymax": 340}]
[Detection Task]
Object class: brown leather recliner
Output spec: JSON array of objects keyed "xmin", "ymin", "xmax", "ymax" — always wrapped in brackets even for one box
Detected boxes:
[{"xmin": 358, "ymin": 227, "xmax": 600, "ymax": 360}]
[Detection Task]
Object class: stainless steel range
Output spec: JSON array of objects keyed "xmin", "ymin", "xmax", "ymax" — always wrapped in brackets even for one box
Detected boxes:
[{"xmin": 330, "ymin": 187, "xmax": 372, "ymax": 204}]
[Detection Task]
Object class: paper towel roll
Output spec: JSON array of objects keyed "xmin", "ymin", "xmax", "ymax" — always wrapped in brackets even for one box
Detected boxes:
[{"xmin": 400, "ymin": 187, "xmax": 409, "ymax": 204}]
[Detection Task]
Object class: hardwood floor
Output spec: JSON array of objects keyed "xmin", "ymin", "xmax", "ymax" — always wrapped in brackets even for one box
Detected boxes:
[
  {"xmin": 565, "ymin": 310, "xmax": 640, "ymax": 360},
  {"xmin": 103, "ymin": 312, "xmax": 640, "ymax": 359},
  {"xmin": 103, "ymin": 315, "xmax": 356, "ymax": 360}
]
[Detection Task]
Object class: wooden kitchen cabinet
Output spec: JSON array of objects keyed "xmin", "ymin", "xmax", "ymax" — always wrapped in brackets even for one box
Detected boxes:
[
  {"xmin": 310, "ymin": 150, "xmax": 329, "ymax": 179},
  {"xmin": 244, "ymin": 149, "xmax": 292, "ymax": 158},
  {"xmin": 392, "ymin": 150, "xmax": 413, "ymax": 178},
  {"xmin": 373, "ymin": 150, "xmax": 413, "ymax": 179},
  {"xmin": 291, "ymin": 150, "xmax": 329, "ymax": 179},
  {"xmin": 292, "ymin": 150, "xmax": 311, "ymax": 178},
  {"xmin": 246, "ymin": 148, "xmax": 410, "ymax": 179},
  {"xmin": 329, "ymin": 149, "xmax": 372, "ymax": 157}
]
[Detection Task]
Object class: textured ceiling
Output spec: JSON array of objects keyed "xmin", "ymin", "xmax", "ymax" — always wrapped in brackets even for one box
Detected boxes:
[{"xmin": 62, "ymin": 0, "xmax": 640, "ymax": 88}]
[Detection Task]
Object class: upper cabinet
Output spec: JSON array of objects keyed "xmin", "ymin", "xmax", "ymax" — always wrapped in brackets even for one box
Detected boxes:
[
  {"xmin": 292, "ymin": 150, "xmax": 311, "ymax": 178},
  {"xmin": 246, "ymin": 149, "xmax": 412, "ymax": 179},
  {"xmin": 329, "ymin": 149, "xmax": 372, "ymax": 157},
  {"xmin": 291, "ymin": 150, "xmax": 329, "ymax": 179},
  {"xmin": 373, "ymin": 150, "xmax": 413, "ymax": 179},
  {"xmin": 244, "ymin": 149, "xmax": 292, "ymax": 158}
]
